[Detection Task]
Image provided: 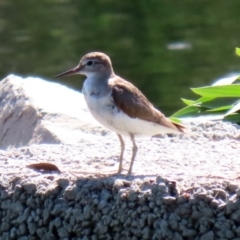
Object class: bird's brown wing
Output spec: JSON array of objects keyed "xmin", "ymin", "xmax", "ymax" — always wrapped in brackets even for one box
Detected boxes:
[{"xmin": 110, "ymin": 77, "xmax": 185, "ymax": 133}]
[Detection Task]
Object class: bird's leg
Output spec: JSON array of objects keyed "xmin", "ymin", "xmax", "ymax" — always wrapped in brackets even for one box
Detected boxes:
[
  {"xmin": 128, "ymin": 134, "xmax": 138, "ymax": 175},
  {"xmin": 117, "ymin": 134, "xmax": 125, "ymax": 174}
]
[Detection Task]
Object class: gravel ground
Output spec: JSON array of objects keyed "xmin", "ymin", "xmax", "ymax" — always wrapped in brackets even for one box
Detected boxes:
[{"xmin": 1, "ymin": 120, "xmax": 240, "ymax": 239}]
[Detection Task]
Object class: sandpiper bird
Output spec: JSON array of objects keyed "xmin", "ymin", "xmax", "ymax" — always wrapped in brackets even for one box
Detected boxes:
[{"xmin": 56, "ymin": 52, "xmax": 185, "ymax": 175}]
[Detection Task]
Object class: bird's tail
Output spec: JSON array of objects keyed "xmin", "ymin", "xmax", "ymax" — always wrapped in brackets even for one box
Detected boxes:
[{"xmin": 172, "ymin": 121, "xmax": 186, "ymax": 133}]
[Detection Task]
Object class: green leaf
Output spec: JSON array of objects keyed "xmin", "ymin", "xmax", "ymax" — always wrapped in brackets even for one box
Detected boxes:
[
  {"xmin": 206, "ymin": 105, "xmax": 232, "ymax": 112},
  {"xmin": 181, "ymin": 98, "xmax": 195, "ymax": 106},
  {"xmin": 169, "ymin": 117, "xmax": 183, "ymax": 124},
  {"xmin": 194, "ymin": 96, "xmax": 215, "ymax": 104},
  {"xmin": 236, "ymin": 47, "xmax": 240, "ymax": 57},
  {"xmin": 223, "ymin": 113, "xmax": 240, "ymax": 123},
  {"xmin": 191, "ymin": 85, "xmax": 240, "ymax": 98},
  {"xmin": 197, "ymin": 98, "xmax": 237, "ymax": 110},
  {"xmin": 225, "ymin": 101, "xmax": 240, "ymax": 115},
  {"xmin": 171, "ymin": 105, "xmax": 199, "ymax": 117}
]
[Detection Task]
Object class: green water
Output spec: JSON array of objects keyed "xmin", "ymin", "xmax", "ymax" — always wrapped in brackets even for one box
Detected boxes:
[{"xmin": 0, "ymin": 0, "xmax": 240, "ymax": 115}]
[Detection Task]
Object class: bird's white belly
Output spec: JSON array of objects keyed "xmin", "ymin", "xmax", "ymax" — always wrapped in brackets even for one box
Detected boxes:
[
  {"xmin": 84, "ymin": 93, "xmax": 179, "ymax": 137},
  {"xmin": 106, "ymin": 110, "xmax": 179, "ymax": 137}
]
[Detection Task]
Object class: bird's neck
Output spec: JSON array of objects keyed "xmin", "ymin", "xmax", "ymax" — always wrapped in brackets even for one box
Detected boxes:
[
  {"xmin": 85, "ymin": 71, "xmax": 115, "ymax": 84},
  {"xmin": 84, "ymin": 72, "xmax": 114, "ymax": 97}
]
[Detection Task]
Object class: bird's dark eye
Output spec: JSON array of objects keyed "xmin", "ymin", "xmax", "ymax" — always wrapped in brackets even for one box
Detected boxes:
[{"xmin": 87, "ymin": 61, "xmax": 93, "ymax": 66}]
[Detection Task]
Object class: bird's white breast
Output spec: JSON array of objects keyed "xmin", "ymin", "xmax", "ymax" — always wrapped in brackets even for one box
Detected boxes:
[{"xmin": 82, "ymin": 77, "xmax": 180, "ymax": 137}]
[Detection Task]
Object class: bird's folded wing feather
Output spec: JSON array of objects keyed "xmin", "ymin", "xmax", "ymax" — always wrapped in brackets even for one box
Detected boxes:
[{"xmin": 110, "ymin": 77, "xmax": 185, "ymax": 133}]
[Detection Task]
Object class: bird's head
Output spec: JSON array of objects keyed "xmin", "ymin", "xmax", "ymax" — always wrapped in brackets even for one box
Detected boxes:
[{"xmin": 55, "ymin": 52, "xmax": 114, "ymax": 79}]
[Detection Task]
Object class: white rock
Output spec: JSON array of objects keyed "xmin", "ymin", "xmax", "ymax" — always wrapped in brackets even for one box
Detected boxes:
[{"xmin": 0, "ymin": 74, "xmax": 107, "ymax": 148}]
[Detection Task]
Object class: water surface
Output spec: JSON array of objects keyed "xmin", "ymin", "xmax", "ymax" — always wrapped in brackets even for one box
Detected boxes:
[{"xmin": 0, "ymin": 0, "xmax": 240, "ymax": 115}]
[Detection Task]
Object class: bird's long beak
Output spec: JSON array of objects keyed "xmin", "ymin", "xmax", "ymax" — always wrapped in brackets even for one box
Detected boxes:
[{"xmin": 55, "ymin": 65, "xmax": 82, "ymax": 78}]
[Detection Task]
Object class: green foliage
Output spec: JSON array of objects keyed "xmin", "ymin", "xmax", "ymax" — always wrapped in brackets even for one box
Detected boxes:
[
  {"xmin": 191, "ymin": 85, "xmax": 240, "ymax": 98},
  {"xmin": 236, "ymin": 48, "xmax": 240, "ymax": 57},
  {"xmin": 172, "ymin": 49, "xmax": 240, "ymax": 123},
  {"xmin": 169, "ymin": 117, "xmax": 184, "ymax": 125}
]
